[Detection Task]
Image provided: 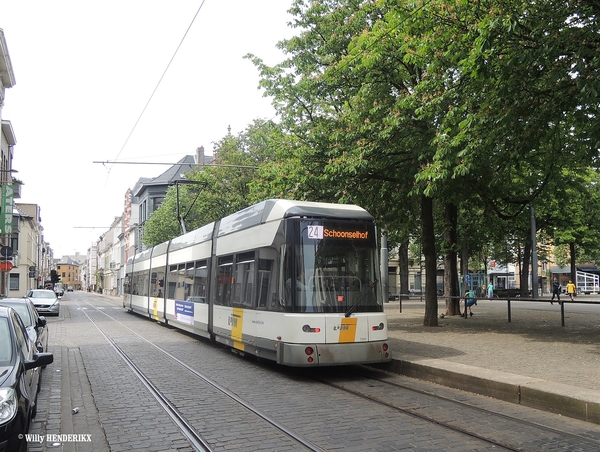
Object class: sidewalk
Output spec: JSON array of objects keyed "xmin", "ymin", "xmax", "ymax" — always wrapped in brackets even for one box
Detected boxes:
[{"xmin": 383, "ymin": 298, "xmax": 600, "ymax": 425}]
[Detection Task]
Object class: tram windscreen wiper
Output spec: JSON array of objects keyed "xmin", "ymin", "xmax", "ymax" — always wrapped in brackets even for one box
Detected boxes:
[{"xmin": 344, "ymin": 280, "xmax": 378, "ymax": 317}]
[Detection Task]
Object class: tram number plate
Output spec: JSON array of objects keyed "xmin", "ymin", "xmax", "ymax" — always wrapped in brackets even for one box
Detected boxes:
[{"xmin": 307, "ymin": 225, "xmax": 324, "ymax": 239}]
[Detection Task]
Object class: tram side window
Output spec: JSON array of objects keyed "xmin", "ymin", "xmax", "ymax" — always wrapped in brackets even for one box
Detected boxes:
[
  {"xmin": 123, "ymin": 275, "xmax": 131, "ymax": 295},
  {"xmin": 168, "ymin": 265, "xmax": 177, "ymax": 299},
  {"xmin": 175, "ymin": 264, "xmax": 186, "ymax": 300},
  {"xmin": 257, "ymin": 259, "xmax": 274, "ymax": 309},
  {"xmin": 151, "ymin": 267, "xmax": 165, "ymax": 297},
  {"xmin": 137, "ymin": 270, "xmax": 149, "ymax": 297},
  {"xmin": 233, "ymin": 251, "xmax": 255, "ymax": 308},
  {"xmin": 184, "ymin": 262, "xmax": 194, "ymax": 300},
  {"xmin": 216, "ymin": 256, "xmax": 233, "ymax": 306},
  {"xmin": 130, "ymin": 273, "xmax": 139, "ymax": 295},
  {"xmin": 191, "ymin": 260, "xmax": 208, "ymax": 303}
]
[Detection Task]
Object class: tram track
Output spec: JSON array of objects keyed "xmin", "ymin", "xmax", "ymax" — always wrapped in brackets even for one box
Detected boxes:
[
  {"xmin": 352, "ymin": 367, "xmax": 600, "ymax": 447},
  {"xmin": 77, "ymin": 300, "xmax": 325, "ymax": 452},
  {"xmin": 308, "ymin": 365, "xmax": 600, "ymax": 452},
  {"xmin": 72, "ymin": 295, "xmax": 600, "ymax": 451}
]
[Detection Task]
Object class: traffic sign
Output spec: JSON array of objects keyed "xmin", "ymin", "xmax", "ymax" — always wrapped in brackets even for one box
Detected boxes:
[{"xmin": 0, "ymin": 261, "xmax": 14, "ymax": 272}]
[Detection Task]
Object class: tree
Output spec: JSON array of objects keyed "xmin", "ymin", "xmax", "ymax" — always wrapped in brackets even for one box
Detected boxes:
[
  {"xmin": 543, "ymin": 169, "xmax": 600, "ymax": 280},
  {"xmin": 249, "ymin": 0, "xmax": 600, "ymax": 324},
  {"xmin": 142, "ymin": 120, "xmax": 282, "ymax": 247},
  {"xmin": 250, "ymin": 1, "xmax": 447, "ymax": 324}
]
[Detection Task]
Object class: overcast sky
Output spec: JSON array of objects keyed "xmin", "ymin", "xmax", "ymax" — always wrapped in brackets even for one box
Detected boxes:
[{"xmin": 1, "ymin": 0, "xmax": 293, "ymax": 257}]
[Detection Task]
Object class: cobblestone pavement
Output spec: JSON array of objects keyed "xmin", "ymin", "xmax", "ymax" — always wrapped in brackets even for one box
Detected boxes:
[
  {"xmin": 383, "ymin": 297, "xmax": 600, "ymax": 423},
  {"xmin": 25, "ymin": 293, "xmax": 600, "ymax": 452}
]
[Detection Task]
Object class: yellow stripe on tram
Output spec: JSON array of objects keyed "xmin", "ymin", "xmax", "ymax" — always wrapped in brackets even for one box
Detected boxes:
[
  {"xmin": 231, "ymin": 307, "xmax": 245, "ymax": 351},
  {"xmin": 339, "ymin": 317, "xmax": 358, "ymax": 343},
  {"xmin": 153, "ymin": 298, "xmax": 158, "ymax": 320}
]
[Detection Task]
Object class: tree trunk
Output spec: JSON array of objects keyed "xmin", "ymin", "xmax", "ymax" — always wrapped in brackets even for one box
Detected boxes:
[
  {"xmin": 422, "ymin": 195, "xmax": 438, "ymax": 326},
  {"xmin": 521, "ymin": 241, "xmax": 531, "ymax": 297},
  {"xmin": 443, "ymin": 203, "xmax": 460, "ymax": 315},
  {"xmin": 399, "ymin": 240, "xmax": 409, "ymax": 301},
  {"xmin": 570, "ymin": 242, "xmax": 577, "ymax": 283}
]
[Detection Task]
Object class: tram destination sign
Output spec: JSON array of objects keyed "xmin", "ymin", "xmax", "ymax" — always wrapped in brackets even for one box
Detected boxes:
[{"xmin": 306, "ymin": 225, "xmax": 370, "ymax": 240}]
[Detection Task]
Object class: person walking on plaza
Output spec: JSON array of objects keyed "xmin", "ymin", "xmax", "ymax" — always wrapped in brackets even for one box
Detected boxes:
[
  {"xmin": 487, "ymin": 282, "xmax": 494, "ymax": 299},
  {"xmin": 464, "ymin": 288, "xmax": 477, "ymax": 317},
  {"xmin": 566, "ymin": 280, "xmax": 576, "ymax": 301},
  {"xmin": 550, "ymin": 276, "xmax": 561, "ymax": 305}
]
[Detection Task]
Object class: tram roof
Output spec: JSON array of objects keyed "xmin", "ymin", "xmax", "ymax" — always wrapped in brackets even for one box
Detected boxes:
[
  {"xmin": 217, "ymin": 199, "xmax": 373, "ymax": 237},
  {"xmin": 127, "ymin": 199, "xmax": 375, "ymax": 264}
]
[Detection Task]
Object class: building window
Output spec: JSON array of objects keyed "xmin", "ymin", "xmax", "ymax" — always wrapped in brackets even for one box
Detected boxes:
[
  {"xmin": 9, "ymin": 274, "xmax": 19, "ymax": 291},
  {"xmin": 153, "ymin": 197, "xmax": 165, "ymax": 212}
]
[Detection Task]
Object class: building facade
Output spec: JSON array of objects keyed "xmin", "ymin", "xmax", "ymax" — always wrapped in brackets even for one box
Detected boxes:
[
  {"xmin": 1, "ymin": 29, "xmax": 17, "ymax": 297},
  {"xmin": 56, "ymin": 257, "xmax": 81, "ymax": 290}
]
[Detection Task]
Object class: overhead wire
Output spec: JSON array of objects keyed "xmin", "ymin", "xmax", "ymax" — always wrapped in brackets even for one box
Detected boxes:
[
  {"xmin": 89, "ymin": 0, "xmax": 206, "ymax": 244},
  {"xmin": 103, "ymin": 0, "xmax": 207, "ymax": 178}
]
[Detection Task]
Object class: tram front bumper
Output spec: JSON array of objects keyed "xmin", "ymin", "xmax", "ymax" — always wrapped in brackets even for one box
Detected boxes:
[{"xmin": 277, "ymin": 341, "xmax": 391, "ymax": 367}]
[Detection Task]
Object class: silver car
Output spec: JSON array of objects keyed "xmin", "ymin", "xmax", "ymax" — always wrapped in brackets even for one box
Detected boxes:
[
  {"xmin": 27, "ymin": 289, "xmax": 60, "ymax": 316},
  {"xmin": 0, "ymin": 298, "xmax": 48, "ymax": 353}
]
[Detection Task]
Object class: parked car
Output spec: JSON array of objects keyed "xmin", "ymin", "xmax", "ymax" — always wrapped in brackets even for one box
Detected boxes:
[
  {"xmin": 67, "ymin": 285, "xmax": 73, "ymax": 292},
  {"xmin": 0, "ymin": 298, "xmax": 48, "ymax": 354},
  {"xmin": 0, "ymin": 306, "xmax": 53, "ymax": 451},
  {"xmin": 26, "ymin": 289, "xmax": 60, "ymax": 316},
  {"xmin": 54, "ymin": 283, "xmax": 64, "ymax": 297}
]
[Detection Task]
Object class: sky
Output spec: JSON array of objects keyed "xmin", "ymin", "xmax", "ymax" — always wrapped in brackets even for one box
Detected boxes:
[{"xmin": 1, "ymin": 0, "xmax": 294, "ymax": 257}]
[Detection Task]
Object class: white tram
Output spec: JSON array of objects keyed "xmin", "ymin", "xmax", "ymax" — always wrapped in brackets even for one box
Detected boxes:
[{"xmin": 123, "ymin": 199, "xmax": 391, "ymax": 366}]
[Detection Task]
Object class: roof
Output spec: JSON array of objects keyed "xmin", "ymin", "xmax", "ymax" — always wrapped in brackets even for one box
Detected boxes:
[
  {"xmin": 1, "ymin": 120, "xmax": 16, "ymax": 145},
  {"xmin": 134, "ymin": 155, "xmax": 196, "ymax": 196},
  {"xmin": 577, "ymin": 266, "xmax": 600, "ymax": 274},
  {"xmin": 131, "ymin": 177, "xmax": 153, "ymax": 198},
  {"xmin": 57, "ymin": 257, "xmax": 80, "ymax": 267},
  {"xmin": 0, "ymin": 29, "xmax": 16, "ymax": 88}
]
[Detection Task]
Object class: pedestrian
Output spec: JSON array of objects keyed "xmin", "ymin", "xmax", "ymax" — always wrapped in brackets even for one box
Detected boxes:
[
  {"xmin": 478, "ymin": 284, "xmax": 486, "ymax": 298},
  {"xmin": 464, "ymin": 289, "xmax": 476, "ymax": 317},
  {"xmin": 550, "ymin": 276, "xmax": 561, "ymax": 305},
  {"xmin": 487, "ymin": 282, "xmax": 494, "ymax": 299},
  {"xmin": 566, "ymin": 280, "xmax": 576, "ymax": 301}
]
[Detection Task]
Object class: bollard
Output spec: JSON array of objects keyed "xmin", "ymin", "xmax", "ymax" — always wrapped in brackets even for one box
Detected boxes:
[{"xmin": 507, "ymin": 298, "xmax": 511, "ymax": 322}]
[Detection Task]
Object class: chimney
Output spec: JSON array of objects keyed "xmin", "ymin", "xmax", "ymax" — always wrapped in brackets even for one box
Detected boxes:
[{"xmin": 196, "ymin": 146, "xmax": 205, "ymax": 166}]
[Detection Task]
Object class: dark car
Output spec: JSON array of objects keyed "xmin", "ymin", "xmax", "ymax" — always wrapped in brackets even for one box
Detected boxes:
[
  {"xmin": 0, "ymin": 298, "xmax": 48, "ymax": 354},
  {"xmin": 0, "ymin": 306, "xmax": 53, "ymax": 452},
  {"xmin": 26, "ymin": 289, "xmax": 60, "ymax": 316}
]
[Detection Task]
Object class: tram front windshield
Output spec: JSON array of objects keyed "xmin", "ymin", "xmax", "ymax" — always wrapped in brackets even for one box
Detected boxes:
[{"xmin": 284, "ymin": 219, "xmax": 382, "ymax": 313}]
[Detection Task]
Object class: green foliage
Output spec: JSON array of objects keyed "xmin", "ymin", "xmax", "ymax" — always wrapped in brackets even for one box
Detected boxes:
[
  {"xmin": 145, "ymin": 0, "xmax": 600, "ymax": 283},
  {"xmin": 142, "ymin": 120, "xmax": 284, "ymax": 247},
  {"xmin": 244, "ymin": 0, "xmax": 600, "ymax": 320},
  {"xmin": 140, "ymin": 191, "xmax": 181, "ymax": 246}
]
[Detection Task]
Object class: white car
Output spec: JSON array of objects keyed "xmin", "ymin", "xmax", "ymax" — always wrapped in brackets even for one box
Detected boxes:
[{"xmin": 27, "ymin": 289, "xmax": 60, "ymax": 316}]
